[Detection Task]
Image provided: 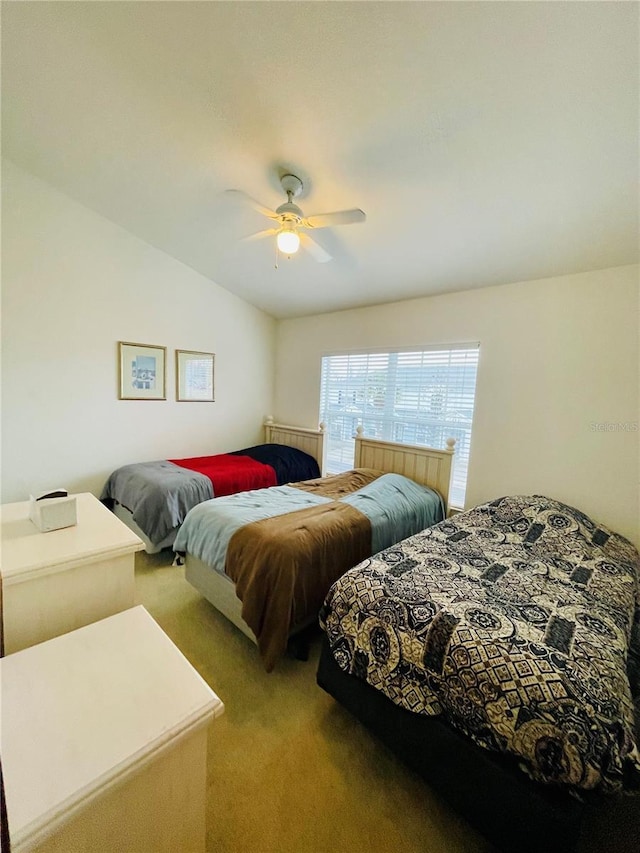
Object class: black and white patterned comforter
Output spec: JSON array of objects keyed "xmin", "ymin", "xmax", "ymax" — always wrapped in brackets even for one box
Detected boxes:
[{"xmin": 320, "ymin": 495, "xmax": 640, "ymax": 794}]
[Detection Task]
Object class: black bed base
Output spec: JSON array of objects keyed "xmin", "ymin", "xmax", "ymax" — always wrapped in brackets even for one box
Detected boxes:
[{"xmin": 317, "ymin": 636, "xmax": 586, "ymax": 853}]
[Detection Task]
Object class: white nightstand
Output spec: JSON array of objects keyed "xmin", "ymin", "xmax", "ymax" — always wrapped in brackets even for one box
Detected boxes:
[
  {"xmin": 1, "ymin": 492, "xmax": 144, "ymax": 654},
  {"xmin": 2, "ymin": 606, "xmax": 224, "ymax": 853}
]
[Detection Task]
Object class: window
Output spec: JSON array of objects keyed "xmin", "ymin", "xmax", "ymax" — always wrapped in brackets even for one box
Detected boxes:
[{"xmin": 319, "ymin": 345, "xmax": 479, "ymax": 507}]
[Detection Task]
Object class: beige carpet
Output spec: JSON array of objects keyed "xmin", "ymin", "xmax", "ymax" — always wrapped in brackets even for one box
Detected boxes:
[{"xmin": 135, "ymin": 551, "xmax": 640, "ymax": 853}]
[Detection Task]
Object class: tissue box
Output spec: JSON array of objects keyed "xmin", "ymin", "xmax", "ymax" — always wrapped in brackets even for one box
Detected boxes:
[{"xmin": 29, "ymin": 495, "xmax": 77, "ymax": 532}]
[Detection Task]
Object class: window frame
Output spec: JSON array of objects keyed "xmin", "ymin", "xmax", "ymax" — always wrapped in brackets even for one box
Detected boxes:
[{"xmin": 319, "ymin": 342, "xmax": 480, "ymax": 508}]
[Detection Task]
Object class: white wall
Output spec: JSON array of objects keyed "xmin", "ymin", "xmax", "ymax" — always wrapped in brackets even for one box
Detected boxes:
[
  {"xmin": 275, "ymin": 265, "xmax": 639, "ymax": 546},
  {"xmin": 1, "ymin": 160, "xmax": 276, "ymax": 503}
]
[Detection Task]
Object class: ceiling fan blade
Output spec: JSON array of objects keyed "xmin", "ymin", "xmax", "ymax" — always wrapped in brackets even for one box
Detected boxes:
[
  {"xmin": 225, "ymin": 189, "xmax": 279, "ymax": 220},
  {"xmin": 240, "ymin": 228, "xmax": 278, "ymax": 242},
  {"xmin": 303, "ymin": 209, "xmax": 366, "ymax": 229},
  {"xmin": 300, "ymin": 232, "xmax": 332, "ymax": 263}
]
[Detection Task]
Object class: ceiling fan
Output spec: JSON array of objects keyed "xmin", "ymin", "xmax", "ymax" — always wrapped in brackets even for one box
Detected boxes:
[{"xmin": 227, "ymin": 173, "xmax": 366, "ymax": 263}]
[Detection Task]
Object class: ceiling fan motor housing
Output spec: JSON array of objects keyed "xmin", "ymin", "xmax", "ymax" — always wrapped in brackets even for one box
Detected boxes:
[
  {"xmin": 275, "ymin": 201, "xmax": 303, "ymax": 222},
  {"xmin": 277, "ymin": 174, "xmax": 304, "ymax": 223}
]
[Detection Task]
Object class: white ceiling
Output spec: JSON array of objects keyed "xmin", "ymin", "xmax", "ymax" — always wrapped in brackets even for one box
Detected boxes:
[{"xmin": 2, "ymin": 1, "xmax": 638, "ymax": 319}]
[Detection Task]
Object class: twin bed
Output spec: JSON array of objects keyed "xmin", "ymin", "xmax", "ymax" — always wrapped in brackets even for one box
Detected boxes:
[
  {"xmin": 177, "ymin": 429, "xmax": 455, "ymax": 670},
  {"xmin": 101, "ymin": 419, "xmax": 326, "ymax": 553},
  {"xmin": 318, "ymin": 493, "xmax": 640, "ymax": 850}
]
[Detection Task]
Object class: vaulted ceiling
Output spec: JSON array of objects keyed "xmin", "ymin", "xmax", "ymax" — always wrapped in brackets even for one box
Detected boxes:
[{"xmin": 2, "ymin": 1, "xmax": 638, "ymax": 318}]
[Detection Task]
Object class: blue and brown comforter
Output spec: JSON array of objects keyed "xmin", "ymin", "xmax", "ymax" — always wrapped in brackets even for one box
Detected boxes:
[
  {"xmin": 320, "ymin": 495, "xmax": 640, "ymax": 794},
  {"xmin": 175, "ymin": 469, "xmax": 444, "ymax": 670}
]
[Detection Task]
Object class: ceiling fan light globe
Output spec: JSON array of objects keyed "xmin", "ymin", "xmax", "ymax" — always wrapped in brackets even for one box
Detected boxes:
[{"xmin": 276, "ymin": 229, "xmax": 300, "ymax": 255}]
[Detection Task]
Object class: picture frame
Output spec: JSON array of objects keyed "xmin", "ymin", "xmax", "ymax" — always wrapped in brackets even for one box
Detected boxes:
[
  {"xmin": 118, "ymin": 341, "xmax": 166, "ymax": 400},
  {"xmin": 176, "ymin": 350, "xmax": 215, "ymax": 402}
]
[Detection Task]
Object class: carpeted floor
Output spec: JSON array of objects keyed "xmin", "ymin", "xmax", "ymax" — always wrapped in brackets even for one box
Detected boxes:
[{"xmin": 135, "ymin": 550, "xmax": 640, "ymax": 853}]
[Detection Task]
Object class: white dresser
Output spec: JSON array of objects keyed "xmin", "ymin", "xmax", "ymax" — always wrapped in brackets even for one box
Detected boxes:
[
  {"xmin": 1, "ymin": 492, "xmax": 144, "ymax": 654},
  {"xmin": 2, "ymin": 605, "xmax": 224, "ymax": 853}
]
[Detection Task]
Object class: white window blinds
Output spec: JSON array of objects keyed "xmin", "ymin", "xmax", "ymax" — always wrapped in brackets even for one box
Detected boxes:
[{"xmin": 319, "ymin": 345, "xmax": 479, "ymax": 507}]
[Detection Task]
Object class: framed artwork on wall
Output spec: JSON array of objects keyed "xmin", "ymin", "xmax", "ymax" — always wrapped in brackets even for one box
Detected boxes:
[
  {"xmin": 118, "ymin": 341, "xmax": 166, "ymax": 400},
  {"xmin": 176, "ymin": 350, "xmax": 215, "ymax": 402}
]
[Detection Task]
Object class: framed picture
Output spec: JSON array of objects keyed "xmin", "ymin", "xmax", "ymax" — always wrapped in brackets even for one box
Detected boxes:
[
  {"xmin": 118, "ymin": 341, "xmax": 166, "ymax": 400},
  {"xmin": 176, "ymin": 350, "xmax": 215, "ymax": 402}
]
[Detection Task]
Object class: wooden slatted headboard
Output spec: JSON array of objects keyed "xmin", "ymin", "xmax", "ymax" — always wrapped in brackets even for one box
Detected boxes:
[
  {"xmin": 353, "ymin": 426, "xmax": 456, "ymax": 510},
  {"xmin": 263, "ymin": 417, "xmax": 326, "ymax": 473}
]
